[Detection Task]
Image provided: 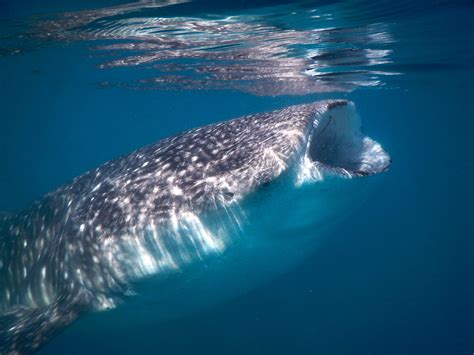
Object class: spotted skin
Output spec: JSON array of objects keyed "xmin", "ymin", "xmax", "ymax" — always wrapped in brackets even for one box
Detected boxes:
[
  {"xmin": 0, "ymin": 99, "xmax": 392, "ymax": 354},
  {"xmin": 1, "ymin": 101, "xmax": 352, "ymax": 354}
]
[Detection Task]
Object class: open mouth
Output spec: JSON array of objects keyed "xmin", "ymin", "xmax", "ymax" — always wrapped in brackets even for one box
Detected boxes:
[{"xmin": 304, "ymin": 101, "xmax": 391, "ymax": 180}]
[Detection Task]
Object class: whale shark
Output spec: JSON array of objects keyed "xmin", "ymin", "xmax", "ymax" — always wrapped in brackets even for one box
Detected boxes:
[{"xmin": 0, "ymin": 100, "xmax": 390, "ymax": 354}]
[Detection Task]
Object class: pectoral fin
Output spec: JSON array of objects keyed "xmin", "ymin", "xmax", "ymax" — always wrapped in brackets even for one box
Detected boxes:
[{"xmin": 0, "ymin": 290, "xmax": 88, "ymax": 354}]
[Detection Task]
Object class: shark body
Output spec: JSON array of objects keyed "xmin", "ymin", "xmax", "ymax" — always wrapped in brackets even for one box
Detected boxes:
[{"xmin": 0, "ymin": 100, "xmax": 390, "ymax": 353}]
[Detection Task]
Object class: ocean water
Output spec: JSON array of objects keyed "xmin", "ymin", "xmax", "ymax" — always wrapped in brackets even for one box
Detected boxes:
[{"xmin": 0, "ymin": 0, "xmax": 473, "ymax": 354}]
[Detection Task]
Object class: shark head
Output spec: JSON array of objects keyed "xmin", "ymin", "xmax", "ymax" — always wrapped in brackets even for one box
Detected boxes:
[
  {"xmin": 228, "ymin": 100, "xmax": 391, "ymax": 243},
  {"xmin": 200, "ymin": 99, "xmax": 391, "ymax": 238}
]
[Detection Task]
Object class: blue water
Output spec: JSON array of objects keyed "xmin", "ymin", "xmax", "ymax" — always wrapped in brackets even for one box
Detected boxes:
[{"xmin": 1, "ymin": 0, "xmax": 473, "ymax": 354}]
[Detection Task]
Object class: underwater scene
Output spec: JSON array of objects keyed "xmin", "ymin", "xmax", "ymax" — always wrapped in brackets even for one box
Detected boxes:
[{"xmin": 0, "ymin": 0, "xmax": 473, "ymax": 354}]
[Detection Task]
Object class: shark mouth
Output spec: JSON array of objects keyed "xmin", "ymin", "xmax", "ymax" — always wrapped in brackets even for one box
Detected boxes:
[{"xmin": 301, "ymin": 101, "xmax": 391, "ymax": 181}]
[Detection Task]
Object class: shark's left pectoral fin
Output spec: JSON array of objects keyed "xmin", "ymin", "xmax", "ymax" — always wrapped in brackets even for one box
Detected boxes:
[{"xmin": 0, "ymin": 290, "xmax": 88, "ymax": 354}]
